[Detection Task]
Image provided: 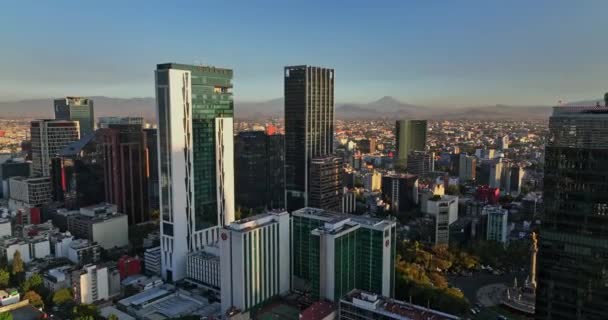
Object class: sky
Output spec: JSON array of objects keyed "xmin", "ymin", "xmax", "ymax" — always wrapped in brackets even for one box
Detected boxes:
[{"xmin": 1, "ymin": 0, "xmax": 608, "ymax": 106}]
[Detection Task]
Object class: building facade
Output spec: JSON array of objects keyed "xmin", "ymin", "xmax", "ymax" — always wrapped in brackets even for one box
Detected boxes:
[
  {"xmin": 292, "ymin": 208, "xmax": 396, "ymax": 301},
  {"xmin": 381, "ymin": 174, "xmax": 419, "ymax": 214},
  {"xmin": 407, "ymin": 150, "xmax": 434, "ymax": 176},
  {"xmin": 155, "ymin": 63, "xmax": 235, "ymax": 281},
  {"xmin": 51, "ymin": 131, "xmax": 106, "ymax": 209},
  {"xmin": 484, "ymin": 205, "xmax": 508, "ymax": 244},
  {"xmin": 100, "ymin": 124, "xmax": 149, "ymax": 225},
  {"xmin": 31, "ymin": 120, "xmax": 80, "ymax": 177},
  {"xmin": 536, "ymin": 104, "xmax": 608, "ymax": 319},
  {"xmin": 219, "ymin": 211, "xmax": 291, "ymax": 314},
  {"xmin": 395, "ymin": 120, "xmax": 427, "ymax": 169},
  {"xmin": 54, "ymin": 97, "xmax": 94, "ymax": 137},
  {"xmin": 285, "ymin": 65, "xmax": 335, "ymax": 211},
  {"xmin": 234, "ymin": 131, "xmax": 285, "ymax": 211},
  {"xmin": 308, "ymin": 156, "xmax": 343, "ymax": 211}
]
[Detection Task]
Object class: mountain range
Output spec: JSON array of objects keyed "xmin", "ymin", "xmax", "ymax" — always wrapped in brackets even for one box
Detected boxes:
[{"xmin": 1, "ymin": 96, "xmax": 601, "ymax": 121}]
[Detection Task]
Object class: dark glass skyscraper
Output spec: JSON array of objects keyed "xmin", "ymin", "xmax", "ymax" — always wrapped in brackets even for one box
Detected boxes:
[
  {"xmin": 144, "ymin": 128, "xmax": 159, "ymax": 213},
  {"xmin": 100, "ymin": 124, "xmax": 149, "ymax": 225},
  {"xmin": 51, "ymin": 131, "xmax": 105, "ymax": 209},
  {"xmin": 54, "ymin": 97, "xmax": 95, "ymax": 137},
  {"xmin": 235, "ymin": 131, "xmax": 285, "ymax": 211},
  {"xmin": 284, "ymin": 65, "xmax": 335, "ymax": 211},
  {"xmin": 395, "ymin": 120, "xmax": 427, "ymax": 170},
  {"xmin": 535, "ymin": 104, "xmax": 608, "ymax": 319}
]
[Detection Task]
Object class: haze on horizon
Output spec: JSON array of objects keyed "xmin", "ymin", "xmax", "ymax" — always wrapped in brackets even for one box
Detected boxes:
[{"xmin": 1, "ymin": 0, "xmax": 607, "ymax": 107}]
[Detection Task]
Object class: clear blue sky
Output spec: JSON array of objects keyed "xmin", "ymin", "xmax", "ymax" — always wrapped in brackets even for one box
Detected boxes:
[{"xmin": 1, "ymin": 0, "xmax": 607, "ymax": 106}]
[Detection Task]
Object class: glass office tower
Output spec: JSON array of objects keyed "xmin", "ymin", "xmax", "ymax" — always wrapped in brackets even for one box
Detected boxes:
[
  {"xmin": 284, "ymin": 65, "xmax": 335, "ymax": 211},
  {"xmin": 395, "ymin": 120, "xmax": 427, "ymax": 170},
  {"xmin": 536, "ymin": 104, "xmax": 608, "ymax": 319},
  {"xmin": 155, "ymin": 63, "xmax": 235, "ymax": 281},
  {"xmin": 54, "ymin": 97, "xmax": 95, "ymax": 137}
]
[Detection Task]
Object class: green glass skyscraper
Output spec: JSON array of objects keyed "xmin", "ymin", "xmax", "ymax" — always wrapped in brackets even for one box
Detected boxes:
[
  {"xmin": 395, "ymin": 120, "xmax": 427, "ymax": 170},
  {"xmin": 155, "ymin": 63, "xmax": 235, "ymax": 281},
  {"xmin": 54, "ymin": 97, "xmax": 95, "ymax": 137}
]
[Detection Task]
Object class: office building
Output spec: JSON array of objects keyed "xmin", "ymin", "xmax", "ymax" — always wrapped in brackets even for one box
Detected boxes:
[
  {"xmin": 292, "ymin": 208, "xmax": 396, "ymax": 301},
  {"xmin": 357, "ymin": 138, "xmax": 376, "ymax": 154},
  {"xmin": 499, "ymin": 135, "xmax": 509, "ymax": 150},
  {"xmin": 484, "ymin": 205, "xmax": 508, "ymax": 244},
  {"xmin": 100, "ymin": 124, "xmax": 149, "ymax": 225},
  {"xmin": 407, "ymin": 150, "xmax": 434, "ymax": 176},
  {"xmin": 67, "ymin": 239, "xmax": 101, "ymax": 265},
  {"xmin": 186, "ymin": 247, "xmax": 220, "ymax": 291},
  {"xmin": 155, "ymin": 63, "xmax": 235, "ymax": 281},
  {"xmin": 308, "ymin": 156, "xmax": 343, "ymax": 211},
  {"xmin": 395, "ymin": 120, "xmax": 427, "ymax": 169},
  {"xmin": 381, "ymin": 173, "xmax": 419, "ymax": 214},
  {"xmin": 144, "ymin": 128, "xmax": 160, "ymax": 212},
  {"xmin": 54, "ymin": 97, "xmax": 94, "ymax": 137},
  {"xmin": 235, "ymin": 131, "xmax": 285, "ymax": 211},
  {"xmin": 72, "ymin": 264, "xmax": 120, "ymax": 304},
  {"xmin": 219, "ymin": 211, "xmax": 291, "ymax": 313},
  {"xmin": 1, "ymin": 160, "xmax": 30, "ymax": 198},
  {"xmin": 98, "ymin": 116, "xmax": 144, "ymax": 128},
  {"xmin": 424, "ymin": 195, "xmax": 458, "ymax": 246},
  {"xmin": 536, "ymin": 102, "xmax": 608, "ymax": 319},
  {"xmin": 31, "ymin": 119, "xmax": 80, "ymax": 176},
  {"xmin": 339, "ymin": 289, "xmax": 459, "ymax": 320},
  {"xmin": 8, "ymin": 176, "xmax": 52, "ymax": 210},
  {"xmin": 66, "ymin": 203, "xmax": 129, "ymax": 249},
  {"xmin": 342, "ymin": 188, "xmax": 357, "ymax": 214},
  {"xmin": 144, "ymin": 246, "xmax": 161, "ymax": 276},
  {"xmin": 362, "ymin": 170, "xmax": 382, "ymax": 192},
  {"xmin": 457, "ymin": 153, "xmax": 476, "ymax": 181},
  {"xmin": 285, "ymin": 65, "xmax": 335, "ymax": 211},
  {"xmin": 51, "ymin": 131, "xmax": 105, "ymax": 209},
  {"xmin": 477, "ymin": 159, "xmax": 502, "ymax": 188}
]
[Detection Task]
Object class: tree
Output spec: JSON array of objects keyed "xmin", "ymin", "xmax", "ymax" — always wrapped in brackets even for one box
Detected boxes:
[
  {"xmin": 52, "ymin": 288, "xmax": 73, "ymax": 305},
  {"xmin": 445, "ymin": 185, "xmax": 460, "ymax": 196},
  {"xmin": 11, "ymin": 251, "xmax": 23, "ymax": 275},
  {"xmin": 23, "ymin": 291, "xmax": 43, "ymax": 308},
  {"xmin": 107, "ymin": 314, "xmax": 119, "ymax": 320},
  {"xmin": 21, "ymin": 273, "xmax": 43, "ymax": 293},
  {"xmin": 0, "ymin": 269, "xmax": 9, "ymax": 287},
  {"xmin": 73, "ymin": 304, "xmax": 99, "ymax": 320},
  {"xmin": 0, "ymin": 312, "xmax": 13, "ymax": 320}
]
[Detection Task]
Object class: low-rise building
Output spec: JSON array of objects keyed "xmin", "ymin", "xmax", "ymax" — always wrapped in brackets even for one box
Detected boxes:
[
  {"xmin": 187, "ymin": 246, "xmax": 220, "ymax": 291},
  {"xmin": 67, "ymin": 203, "xmax": 128, "ymax": 249},
  {"xmin": 339, "ymin": 289, "xmax": 460, "ymax": 320},
  {"xmin": 43, "ymin": 266, "xmax": 73, "ymax": 292},
  {"xmin": 72, "ymin": 264, "xmax": 120, "ymax": 304},
  {"xmin": 0, "ymin": 289, "xmax": 20, "ymax": 306},
  {"xmin": 67, "ymin": 239, "xmax": 101, "ymax": 265},
  {"xmin": 144, "ymin": 246, "xmax": 161, "ymax": 276}
]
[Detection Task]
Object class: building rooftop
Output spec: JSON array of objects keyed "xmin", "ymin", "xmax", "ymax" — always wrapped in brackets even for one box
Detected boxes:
[
  {"xmin": 227, "ymin": 210, "xmax": 288, "ymax": 232},
  {"xmin": 553, "ymin": 105, "xmax": 608, "ymax": 115},
  {"xmin": 299, "ymin": 301, "xmax": 336, "ymax": 320},
  {"xmin": 58, "ymin": 131, "xmax": 97, "ymax": 157},
  {"xmin": 342, "ymin": 289, "xmax": 460, "ymax": 320}
]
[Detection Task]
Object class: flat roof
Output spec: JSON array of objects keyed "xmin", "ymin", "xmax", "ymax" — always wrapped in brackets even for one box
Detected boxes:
[
  {"xmin": 300, "ymin": 301, "xmax": 336, "ymax": 320},
  {"xmin": 342, "ymin": 289, "xmax": 460, "ymax": 320}
]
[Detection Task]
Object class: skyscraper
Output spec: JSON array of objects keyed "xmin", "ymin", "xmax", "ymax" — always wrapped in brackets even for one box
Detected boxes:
[
  {"xmin": 381, "ymin": 173, "xmax": 419, "ymax": 214},
  {"xmin": 155, "ymin": 63, "xmax": 235, "ymax": 281},
  {"xmin": 144, "ymin": 128, "xmax": 160, "ymax": 213},
  {"xmin": 31, "ymin": 120, "xmax": 80, "ymax": 177},
  {"xmin": 308, "ymin": 156, "xmax": 343, "ymax": 211},
  {"xmin": 395, "ymin": 120, "xmax": 427, "ymax": 169},
  {"xmin": 100, "ymin": 124, "xmax": 149, "ymax": 225},
  {"xmin": 536, "ymin": 103, "xmax": 608, "ymax": 319},
  {"xmin": 54, "ymin": 97, "xmax": 95, "ymax": 137},
  {"xmin": 284, "ymin": 65, "xmax": 335, "ymax": 211},
  {"xmin": 406, "ymin": 150, "xmax": 435, "ymax": 176},
  {"xmin": 235, "ymin": 131, "xmax": 285, "ymax": 211},
  {"xmin": 51, "ymin": 131, "xmax": 106, "ymax": 209}
]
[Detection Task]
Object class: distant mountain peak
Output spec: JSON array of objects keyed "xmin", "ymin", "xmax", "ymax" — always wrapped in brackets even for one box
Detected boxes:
[{"xmin": 374, "ymin": 96, "xmax": 401, "ymax": 104}]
